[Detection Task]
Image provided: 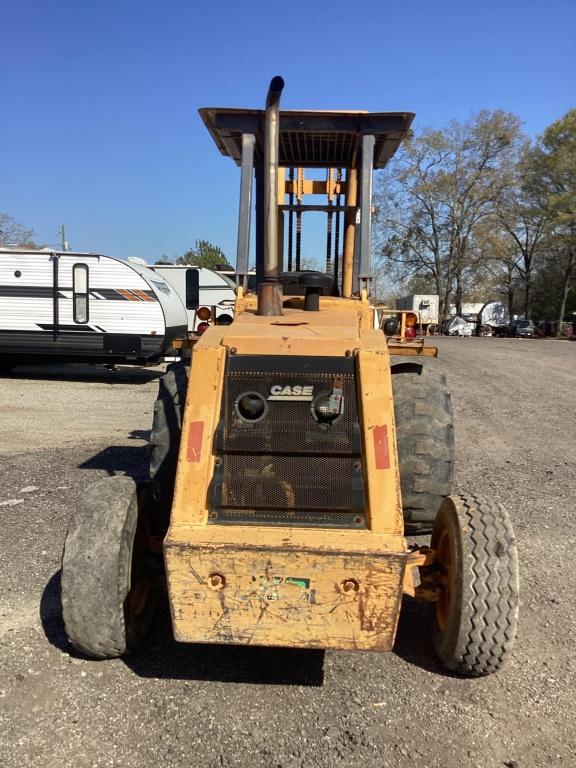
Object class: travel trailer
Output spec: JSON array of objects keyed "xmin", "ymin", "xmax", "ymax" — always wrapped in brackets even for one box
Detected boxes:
[
  {"xmin": 150, "ymin": 265, "xmax": 236, "ymax": 333},
  {"xmin": 0, "ymin": 248, "xmax": 187, "ymax": 370}
]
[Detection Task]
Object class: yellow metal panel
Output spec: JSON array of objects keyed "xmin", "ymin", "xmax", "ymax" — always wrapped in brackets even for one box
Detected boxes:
[
  {"xmin": 164, "ymin": 527, "xmax": 406, "ymax": 650},
  {"xmin": 356, "ymin": 341, "xmax": 404, "ymax": 534},
  {"xmin": 387, "ymin": 344, "xmax": 438, "ymax": 357},
  {"xmin": 166, "ymin": 293, "xmax": 407, "ymax": 651},
  {"xmin": 170, "ymin": 341, "xmax": 227, "ymax": 526},
  {"xmin": 167, "ymin": 524, "xmax": 403, "ymax": 551}
]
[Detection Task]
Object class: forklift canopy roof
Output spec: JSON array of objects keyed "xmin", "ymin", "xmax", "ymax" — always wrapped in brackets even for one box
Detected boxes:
[{"xmin": 199, "ymin": 108, "xmax": 415, "ymax": 169}]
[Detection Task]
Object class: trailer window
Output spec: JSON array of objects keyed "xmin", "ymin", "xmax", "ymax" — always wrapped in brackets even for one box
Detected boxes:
[
  {"xmin": 73, "ymin": 264, "xmax": 89, "ymax": 323},
  {"xmin": 185, "ymin": 268, "xmax": 200, "ymax": 309}
]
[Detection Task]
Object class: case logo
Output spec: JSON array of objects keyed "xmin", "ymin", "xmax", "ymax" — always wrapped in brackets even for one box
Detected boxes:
[{"xmin": 268, "ymin": 384, "xmax": 314, "ymax": 401}]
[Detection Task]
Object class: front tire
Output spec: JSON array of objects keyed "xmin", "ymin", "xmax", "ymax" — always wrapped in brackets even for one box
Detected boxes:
[
  {"xmin": 61, "ymin": 476, "xmax": 159, "ymax": 658},
  {"xmin": 430, "ymin": 494, "xmax": 519, "ymax": 676}
]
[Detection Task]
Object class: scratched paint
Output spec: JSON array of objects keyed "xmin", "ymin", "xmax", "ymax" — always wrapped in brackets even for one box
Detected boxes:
[{"xmin": 166, "ymin": 545, "xmax": 406, "ymax": 651}]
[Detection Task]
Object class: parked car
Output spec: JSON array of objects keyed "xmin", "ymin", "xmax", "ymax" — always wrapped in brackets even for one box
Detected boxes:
[
  {"xmin": 513, "ymin": 319, "xmax": 535, "ymax": 338},
  {"xmin": 534, "ymin": 320, "xmax": 574, "ymax": 338},
  {"xmin": 494, "ymin": 319, "xmax": 535, "ymax": 338}
]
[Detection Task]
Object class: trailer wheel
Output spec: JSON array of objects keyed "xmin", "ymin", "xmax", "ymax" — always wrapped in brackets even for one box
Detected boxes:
[
  {"xmin": 430, "ymin": 494, "xmax": 519, "ymax": 676},
  {"xmin": 149, "ymin": 361, "xmax": 188, "ymax": 514},
  {"xmin": 61, "ymin": 476, "xmax": 160, "ymax": 658},
  {"xmin": 391, "ymin": 365, "xmax": 454, "ymax": 534}
]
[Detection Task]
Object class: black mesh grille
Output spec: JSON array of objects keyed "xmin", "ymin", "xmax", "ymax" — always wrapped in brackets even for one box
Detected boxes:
[
  {"xmin": 219, "ymin": 370, "xmax": 359, "ymax": 456},
  {"xmin": 211, "ymin": 508, "xmax": 364, "ymax": 528},
  {"xmin": 210, "ymin": 355, "xmax": 365, "ymax": 529}
]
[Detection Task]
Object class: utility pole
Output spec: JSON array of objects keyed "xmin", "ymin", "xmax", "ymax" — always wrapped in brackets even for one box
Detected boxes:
[{"xmin": 60, "ymin": 224, "xmax": 67, "ymax": 251}]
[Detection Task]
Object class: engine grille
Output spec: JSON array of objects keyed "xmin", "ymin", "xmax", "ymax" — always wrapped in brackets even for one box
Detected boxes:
[{"xmin": 209, "ymin": 355, "xmax": 365, "ymax": 528}]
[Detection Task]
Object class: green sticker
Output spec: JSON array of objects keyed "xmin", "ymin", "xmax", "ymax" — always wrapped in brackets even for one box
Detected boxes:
[{"xmin": 285, "ymin": 577, "xmax": 310, "ymax": 589}]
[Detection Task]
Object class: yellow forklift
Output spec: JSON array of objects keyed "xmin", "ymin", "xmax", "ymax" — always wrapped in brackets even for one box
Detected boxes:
[{"xmin": 61, "ymin": 78, "xmax": 519, "ymax": 676}]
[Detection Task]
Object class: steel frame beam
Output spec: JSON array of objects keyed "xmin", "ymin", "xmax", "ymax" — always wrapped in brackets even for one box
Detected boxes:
[
  {"xmin": 235, "ymin": 133, "xmax": 255, "ymax": 289},
  {"xmin": 358, "ymin": 134, "xmax": 375, "ymax": 286}
]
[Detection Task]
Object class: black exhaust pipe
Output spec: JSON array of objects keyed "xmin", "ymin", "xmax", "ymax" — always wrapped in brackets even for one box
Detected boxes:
[{"xmin": 256, "ymin": 75, "xmax": 284, "ymax": 316}]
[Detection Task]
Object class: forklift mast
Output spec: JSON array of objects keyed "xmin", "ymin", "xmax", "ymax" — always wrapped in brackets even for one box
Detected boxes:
[{"xmin": 199, "ymin": 80, "xmax": 415, "ymax": 306}]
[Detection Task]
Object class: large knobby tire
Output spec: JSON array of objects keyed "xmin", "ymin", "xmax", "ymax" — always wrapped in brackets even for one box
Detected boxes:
[
  {"xmin": 149, "ymin": 361, "xmax": 188, "ymax": 514},
  {"xmin": 392, "ymin": 364, "xmax": 454, "ymax": 534},
  {"xmin": 430, "ymin": 494, "xmax": 520, "ymax": 676},
  {"xmin": 61, "ymin": 476, "xmax": 158, "ymax": 659}
]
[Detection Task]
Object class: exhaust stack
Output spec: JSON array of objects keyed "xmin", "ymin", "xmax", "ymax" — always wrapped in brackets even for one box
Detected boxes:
[{"xmin": 256, "ymin": 75, "xmax": 284, "ymax": 316}]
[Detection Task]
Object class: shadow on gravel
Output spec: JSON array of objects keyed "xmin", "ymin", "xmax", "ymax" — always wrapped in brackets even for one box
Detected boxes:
[
  {"xmin": 392, "ymin": 596, "xmax": 456, "ymax": 677},
  {"xmin": 126, "ymin": 645, "xmax": 326, "ymax": 686},
  {"xmin": 40, "ymin": 570, "xmax": 70, "ymax": 653},
  {"xmin": 128, "ymin": 429, "xmax": 151, "ymax": 440},
  {"xmin": 2, "ymin": 364, "xmax": 163, "ymax": 384},
  {"xmin": 124, "ymin": 599, "xmax": 325, "ymax": 686},
  {"xmin": 41, "ymin": 574, "xmax": 325, "ymax": 685},
  {"xmin": 78, "ymin": 444, "xmax": 151, "ymax": 481}
]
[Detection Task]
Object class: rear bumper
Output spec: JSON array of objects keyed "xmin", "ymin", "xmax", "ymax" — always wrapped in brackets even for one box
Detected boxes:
[{"xmin": 164, "ymin": 525, "xmax": 407, "ymax": 651}]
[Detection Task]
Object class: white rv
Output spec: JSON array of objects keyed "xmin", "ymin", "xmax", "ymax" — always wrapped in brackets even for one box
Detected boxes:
[
  {"xmin": 0, "ymin": 248, "xmax": 187, "ymax": 369},
  {"xmin": 150, "ymin": 265, "xmax": 236, "ymax": 332}
]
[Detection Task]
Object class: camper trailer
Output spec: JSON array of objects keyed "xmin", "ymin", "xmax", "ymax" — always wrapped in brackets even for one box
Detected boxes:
[
  {"xmin": 0, "ymin": 248, "xmax": 187, "ymax": 370},
  {"xmin": 151, "ymin": 265, "xmax": 236, "ymax": 333},
  {"xmin": 396, "ymin": 294, "xmax": 439, "ymax": 333}
]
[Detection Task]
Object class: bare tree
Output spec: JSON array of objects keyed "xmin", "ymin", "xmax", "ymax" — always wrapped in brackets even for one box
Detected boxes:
[
  {"xmin": 375, "ymin": 128, "xmax": 456, "ymax": 320},
  {"xmin": 0, "ymin": 212, "xmax": 34, "ymax": 246},
  {"xmin": 465, "ymin": 225, "xmax": 520, "ymax": 316},
  {"xmin": 531, "ymin": 110, "xmax": 576, "ymax": 335},
  {"xmin": 375, "ymin": 111, "xmax": 525, "ymax": 320},
  {"xmin": 493, "ymin": 171, "xmax": 549, "ymax": 320}
]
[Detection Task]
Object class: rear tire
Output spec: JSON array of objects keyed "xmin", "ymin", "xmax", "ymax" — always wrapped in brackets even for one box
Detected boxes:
[
  {"xmin": 149, "ymin": 361, "xmax": 188, "ymax": 514},
  {"xmin": 430, "ymin": 494, "xmax": 519, "ymax": 676},
  {"xmin": 392, "ymin": 365, "xmax": 454, "ymax": 534},
  {"xmin": 61, "ymin": 476, "xmax": 159, "ymax": 658}
]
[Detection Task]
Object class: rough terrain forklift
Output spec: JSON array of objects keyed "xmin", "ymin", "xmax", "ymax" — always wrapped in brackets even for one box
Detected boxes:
[{"xmin": 61, "ymin": 77, "xmax": 519, "ymax": 676}]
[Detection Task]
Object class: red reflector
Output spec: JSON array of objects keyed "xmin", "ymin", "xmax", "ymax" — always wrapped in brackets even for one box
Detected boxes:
[
  {"xmin": 405, "ymin": 327, "xmax": 416, "ymax": 338},
  {"xmin": 187, "ymin": 421, "xmax": 204, "ymax": 462},
  {"xmin": 197, "ymin": 321, "xmax": 210, "ymax": 334},
  {"xmin": 373, "ymin": 425, "xmax": 390, "ymax": 469}
]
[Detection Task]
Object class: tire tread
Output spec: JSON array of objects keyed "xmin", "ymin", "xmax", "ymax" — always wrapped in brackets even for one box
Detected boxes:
[
  {"xmin": 432, "ymin": 494, "xmax": 519, "ymax": 676},
  {"xmin": 392, "ymin": 368, "xmax": 454, "ymax": 531}
]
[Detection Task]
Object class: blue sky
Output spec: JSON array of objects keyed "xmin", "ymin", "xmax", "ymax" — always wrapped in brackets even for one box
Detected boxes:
[{"xmin": 1, "ymin": 0, "xmax": 574, "ymax": 264}]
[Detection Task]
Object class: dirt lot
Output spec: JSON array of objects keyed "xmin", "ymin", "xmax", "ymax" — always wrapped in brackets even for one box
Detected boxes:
[{"xmin": 1, "ymin": 339, "xmax": 575, "ymax": 768}]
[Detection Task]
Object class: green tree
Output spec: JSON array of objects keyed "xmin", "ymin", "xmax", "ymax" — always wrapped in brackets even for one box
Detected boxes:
[{"xmin": 176, "ymin": 239, "xmax": 231, "ymax": 269}]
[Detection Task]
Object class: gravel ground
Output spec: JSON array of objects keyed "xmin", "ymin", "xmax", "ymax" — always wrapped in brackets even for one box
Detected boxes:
[{"xmin": 0, "ymin": 339, "xmax": 575, "ymax": 768}]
